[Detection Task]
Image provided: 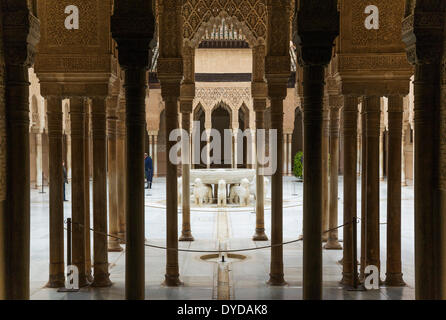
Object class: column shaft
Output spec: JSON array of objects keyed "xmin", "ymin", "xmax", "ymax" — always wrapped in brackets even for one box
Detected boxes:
[
  {"xmin": 164, "ymin": 88, "xmax": 181, "ymax": 286},
  {"xmin": 341, "ymin": 96, "xmax": 358, "ymax": 286},
  {"xmin": 46, "ymin": 97, "xmax": 65, "ymax": 288},
  {"xmin": 302, "ymin": 65, "xmax": 324, "ymax": 299},
  {"xmin": 268, "ymin": 92, "xmax": 285, "ymax": 286},
  {"xmin": 364, "ymin": 96, "xmax": 381, "ymax": 273},
  {"xmin": 253, "ymin": 104, "xmax": 268, "ymax": 241},
  {"xmin": 117, "ymin": 105, "xmax": 126, "ymax": 241},
  {"xmin": 107, "ymin": 104, "xmax": 122, "ymax": 252},
  {"xmin": 91, "ymin": 98, "xmax": 111, "ymax": 287},
  {"xmin": 124, "ymin": 69, "xmax": 146, "ymax": 299},
  {"xmin": 180, "ymin": 110, "xmax": 194, "ymax": 241},
  {"xmin": 84, "ymin": 103, "xmax": 93, "ymax": 282},
  {"xmin": 70, "ymin": 97, "xmax": 89, "ymax": 287},
  {"xmin": 4, "ymin": 65, "xmax": 33, "ymax": 297},
  {"xmin": 360, "ymin": 104, "xmax": 367, "ymax": 279},
  {"xmin": 321, "ymin": 106, "xmax": 329, "ymax": 241},
  {"xmin": 325, "ymin": 107, "xmax": 342, "ymax": 249},
  {"xmin": 385, "ymin": 95, "xmax": 405, "ymax": 286}
]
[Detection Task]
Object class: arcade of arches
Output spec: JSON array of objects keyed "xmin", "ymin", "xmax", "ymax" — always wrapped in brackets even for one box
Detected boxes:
[{"xmin": 0, "ymin": 0, "xmax": 445, "ymax": 300}]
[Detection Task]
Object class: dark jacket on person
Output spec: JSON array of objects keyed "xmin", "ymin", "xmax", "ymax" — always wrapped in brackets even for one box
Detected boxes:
[{"xmin": 145, "ymin": 156, "xmax": 153, "ymax": 182}]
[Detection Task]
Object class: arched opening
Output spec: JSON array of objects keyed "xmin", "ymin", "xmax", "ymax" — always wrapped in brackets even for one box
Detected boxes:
[
  {"xmin": 193, "ymin": 104, "xmax": 206, "ymax": 169},
  {"xmin": 291, "ymin": 107, "xmax": 303, "ymax": 169},
  {"xmin": 211, "ymin": 102, "xmax": 231, "ymax": 168},
  {"xmin": 157, "ymin": 109, "xmax": 166, "ymax": 176},
  {"xmin": 237, "ymin": 104, "xmax": 249, "ymax": 168}
]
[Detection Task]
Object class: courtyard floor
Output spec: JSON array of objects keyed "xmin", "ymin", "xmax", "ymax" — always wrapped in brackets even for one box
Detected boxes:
[{"xmin": 29, "ymin": 175, "xmax": 415, "ymax": 300}]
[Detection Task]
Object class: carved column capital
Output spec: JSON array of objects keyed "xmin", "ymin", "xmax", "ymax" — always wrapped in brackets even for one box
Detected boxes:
[
  {"xmin": 402, "ymin": 5, "xmax": 446, "ymax": 65},
  {"xmin": 2, "ymin": 2, "xmax": 40, "ymax": 68},
  {"xmin": 111, "ymin": 1, "xmax": 155, "ymax": 70},
  {"xmin": 294, "ymin": 0, "xmax": 339, "ymax": 67}
]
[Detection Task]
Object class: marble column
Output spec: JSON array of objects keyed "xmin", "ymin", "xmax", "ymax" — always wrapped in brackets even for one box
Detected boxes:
[
  {"xmin": 325, "ymin": 106, "xmax": 342, "ymax": 249},
  {"xmin": 3, "ymin": 21, "xmax": 38, "ymax": 296},
  {"xmin": 385, "ymin": 95, "xmax": 405, "ymax": 286},
  {"xmin": 180, "ymin": 101, "xmax": 194, "ymax": 241},
  {"xmin": 107, "ymin": 102, "xmax": 122, "ymax": 252},
  {"xmin": 267, "ymin": 81, "xmax": 287, "ymax": 286},
  {"xmin": 161, "ymin": 82, "xmax": 182, "ymax": 286},
  {"xmin": 321, "ymin": 105, "xmax": 330, "ymax": 241},
  {"xmin": 46, "ymin": 97, "xmax": 65, "ymax": 288},
  {"xmin": 36, "ymin": 133, "xmax": 43, "ymax": 188},
  {"xmin": 153, "ymin": 135, "xmax": 158, "ymax": 176},
  {"xmin": 341, "ymin": 96, "xmax": 359, "ymax": 286},
  {"xmin": 84, "ymin": 102, "xmax": 93, "ymax": 282},
  {"xmin": 401, "ymin": 123, "xmax": 407, "ymax": 186},
  {"xmin": 360, "ymin": 102, "xmax": 367, "ymax": 280},
  {"xmin": 253, "ymin": 98, "xmax": 268, "ymax": 241},
  {"xmin": 91, "ymin": 97, "xmax": 112, "ymax": 287},
  {"xmin": 69, "ymin": 97, "xmax": 89, "ymax": 287},
  {"xmin": 364, "ymin": 96, "xmax": 381, "ymax": 274},
  {"xmin": 302, "ymin": 65, "xmax": 325, "ymax": 298},
  {"xmin": 379, "ymin": 102, "xmax": 385, "ymax": 181},
  {"xmin": 117, "ymin": 103, "xmax": 126, "ymax": 242}
]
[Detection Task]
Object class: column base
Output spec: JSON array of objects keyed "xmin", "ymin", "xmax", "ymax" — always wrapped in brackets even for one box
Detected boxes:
[
  {"xmin": 340, "ymin": 272, "xmax": 359, "ymax": 287},
  {"xmin": 252, "ymin": 229, "xmax": 268, "ymax": 241},
  {"xmin": 324, "ymin": 239, "xmax": 342, "ymax": 250},
  {"xmin": 267, "ymin": 274, "xmax": 287, "ymax": 286},
  {"xmin": 86, "ymin": 271, "xmax": 94, "ymax": 283},
  {"xmin": 118, "ymin": 232, "xmax": 126, "ymax": 244},
  {"xmin": 321, "ymin": 234, "xmax": 328, "ymax": 242},
  {"xmin": 179, "ymin": 232, "xmax": 195, "ymax": 241},
  {"xmin": 46, "ymin": 274, "xmax": 65, "ymax": 288},
  {"xmin": 384, "ymin": 273, "xmax": 406, "ymax": 287},
  {"xmin": 108, "ymin": 239, "xmax": 123, "ymax": 252},
  {"xmin": 70, "ymin": 273, "xmax": 91, "ymax": 288},
  {"xmin": 163, "ymin": 274, "xmax": 183, "ymax": 287},
  {"xmin": 91, "ymin": 273, "xmax": 112, "ymax": 287}
]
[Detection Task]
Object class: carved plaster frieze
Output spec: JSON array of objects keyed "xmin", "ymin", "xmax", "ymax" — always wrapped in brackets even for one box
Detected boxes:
[{"xmin": 194, "ymin": 86, "xmax": 252, "ymax": 111}]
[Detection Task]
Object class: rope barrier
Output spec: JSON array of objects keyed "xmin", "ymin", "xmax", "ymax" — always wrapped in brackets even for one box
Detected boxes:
[{"xmin": 64, "ymin": 217, "xmax": 360, "ymax": 254}]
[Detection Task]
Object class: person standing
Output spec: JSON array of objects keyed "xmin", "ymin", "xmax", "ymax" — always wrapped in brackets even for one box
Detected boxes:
[
  {"xmin": 144, "ymin": 153, "xmax": 153, "ymax": 189},
  {"xmin": 63, "ymin": 161, "xmax": 68, "ymax": 201}
]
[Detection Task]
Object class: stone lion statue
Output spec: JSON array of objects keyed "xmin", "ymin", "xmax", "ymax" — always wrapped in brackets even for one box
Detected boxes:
[
  {"xmin": 193, "ymin": 178, "xmax": 212, "ymax": 206},
  {"xmin": 217, "ymin": 179, "xmax": 227, "ymax": 207},
  {"xmin": 229, "ymin": 178, "xmax": 251, "ymax": 206}
]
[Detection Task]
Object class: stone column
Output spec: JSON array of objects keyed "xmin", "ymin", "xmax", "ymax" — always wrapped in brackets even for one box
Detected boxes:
[
  {"xmin": 302, "ymin": 65, "xmax": 325, "ymax": 297},
  {"xmin": 360, "ymin": 102, "xmax": 367, "ymax": 279},
  {"xmin": 153, "ymin": 135, "xmax": 158, "ymax": 176},
  {"xmin": 179, "ymin": 97, "xmax": 194, "ymax": 241},
  {"xmin": 233, "ymin": 130, "xmax": 238, "ymax": 168},
  {"xmin": 267, "ymin": 81, "xmax": 287, "ymax": 286},
  {"xmin": 2, "ymin": 6, "xmax": 39, "ymax": 296},
  {"xmin": 36, "ymin": 133, "xmax": 43, "ymax": 188},
  {"xmin": 46, "ymin": 97, "xmax": 65, "ymax": 288},
  {"xmin": 385, "ymin": 95, "xmax": 405, "ymax": 286},
  {"xmin": 283, "ymin": 133, "xmax": 287, "ymax": 174},
  {"xmin": 253, "ymin": 98, "xmax": 268, "ymax": 241},
  {"xmin": 123, "ymin": 68, "xmax": 147, "ymax": 297},
  {"xmin": 364, "ymin": 96, "xmax": 381, "ymax": 274},
  {"xmin": 341, "ymin": 96, "xmax": 359, "ymax": 286},
  {"xmin": 294, "ymin": 0, "xmax": 339, "ymax": 300},
  {"xmin": 325, "ymin": 105, "xmax": 342, "ymax": 249},
  {"xmin": 160, "ymin": 80, "xmax": 182, "ymax": 286},
  {"xmin": 117, "ymin": 102, "xmax": 126, "ymax": 241},
  {"xmin": 401, "ymin": 122, "xmax": 407, "ymax": 186},
  {"xmin": 69, "ymin": 97, "xmax": 89, "ymax": 287},
  {"xmin": 321, "ymin": 104, "xmax": 329, "ymax": 241},
  {"xmin": 91, "ymin": 97, "xmax": 112, "ymax": 287},
  {"xmin": 66, "ymin": 135, "xmax": 72, "ymax": 180},
  {"xmin": 107, "ymin": 101, "xmax": 122, "ymax": 252},
  {"xmin": 84, "ymin": 101, "xmax": 93, "ymax": 282}
]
